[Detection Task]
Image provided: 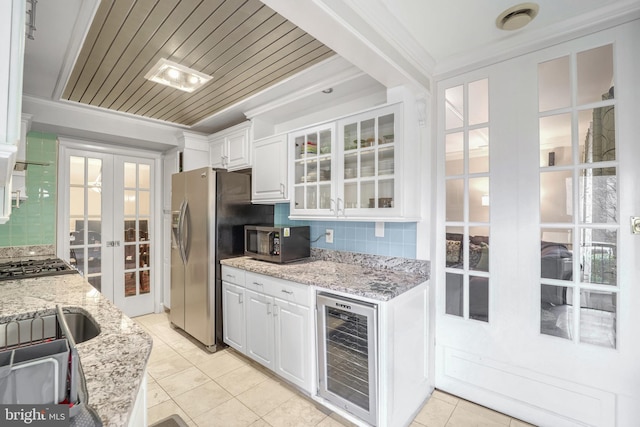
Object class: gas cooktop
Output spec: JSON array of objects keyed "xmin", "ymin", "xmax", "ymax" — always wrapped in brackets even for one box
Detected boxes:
[{"xmin": 0, "ymin": 258, "xmax": 78, "ymax": 281}]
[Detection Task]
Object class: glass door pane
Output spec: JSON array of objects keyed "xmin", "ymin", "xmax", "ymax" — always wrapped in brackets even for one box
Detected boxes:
[
  {"xmin": 444, "ymin": 78, "xmax": 490, "ymax": 322},
  {"xmin": 537, "ymin": 44, "xmax": 617, "ymax": 348},
  {"xmin": 68, "ymin": 155, "xmax": 104, "ymax": 292},
  {"xmin": 290, "ymin": 125, "xmax": 334, "ymax": 215},
  {"xmin": 122, "ymin": 162, "xmax": 152, "ymax": 298},
  {"xmin": 339, "ymin": 106, "xmax": 399, "ymax": 213}
]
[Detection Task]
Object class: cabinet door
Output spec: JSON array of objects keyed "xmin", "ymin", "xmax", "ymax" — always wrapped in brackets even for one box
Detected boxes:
[
  {"xmin": 222, "ymin": 282, "xmax": 246, "ymax": 353},
  {"xmin": 289, "ymin": 124, "xmax": 335, "ymax": 217},
  {"xmin": 210, "ymin": 137, "xmax": 225, "ymax": 169},
  {"xmin": 338, "ymin": 104, "xmax": 401, "ymax": 218},
  {"xmin": 273, "ymin": 298, "xmax": 311, "ymax": 391},
  {"xmin": 252, "ymin": 134, "xmax": 287, "ymax": 202},
  {"xmin": 245, "ymin": 289, "xmax": 274, "ymax": 369},
  {"xmin": 226, "ymin": 127, "xmax": 251, "ymax": 170}
]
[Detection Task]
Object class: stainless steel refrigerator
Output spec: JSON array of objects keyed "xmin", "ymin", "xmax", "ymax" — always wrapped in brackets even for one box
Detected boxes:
[{"xmin": 170, "ymin": 167, "xmax": 273, "ymax": 351}]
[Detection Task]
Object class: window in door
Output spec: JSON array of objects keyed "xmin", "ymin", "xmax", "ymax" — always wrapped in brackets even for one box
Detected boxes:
[
  {"xmin": 123, "ymin": 162, "xmax": 151, "ymax": 298},
  {"xmin": 538, "ymin": 44, "xmax": 617, "ymax": 348},
  {"xmin": 444, "ymin": 78, "xmax": 490, "ymax": 322},
  {"xmin": 68, "ymin": 156, "xmax": 103, "ymax": 291}
]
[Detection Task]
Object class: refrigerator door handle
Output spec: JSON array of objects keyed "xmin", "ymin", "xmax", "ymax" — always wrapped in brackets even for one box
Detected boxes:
[
  {"xmin": 181, "ymin": 201, "xmax": 191, "ymax": 263},
  {"xmin": 178, "ymin": 200, "xmax": 188, "ymax": 264}
]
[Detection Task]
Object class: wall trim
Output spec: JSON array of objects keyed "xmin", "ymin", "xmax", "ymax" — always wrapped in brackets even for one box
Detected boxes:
[{"xmin": 434, "ymin": 2, "xmax": 640, "ymax": 79}]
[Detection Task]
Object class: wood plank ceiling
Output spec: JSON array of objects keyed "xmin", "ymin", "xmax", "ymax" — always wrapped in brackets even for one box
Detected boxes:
[{"xmin": 62, "ymin": 0, "xmax": 335, "ymax": 127}]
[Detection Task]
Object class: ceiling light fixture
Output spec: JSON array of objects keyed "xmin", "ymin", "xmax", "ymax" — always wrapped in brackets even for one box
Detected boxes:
[
  {"xmin": 496, "ymin": 3, "xmax": 539, "ymax": 31},
  {"xmin": 144, "ymin": 58, "xmax": 212, "ymax": 93}
]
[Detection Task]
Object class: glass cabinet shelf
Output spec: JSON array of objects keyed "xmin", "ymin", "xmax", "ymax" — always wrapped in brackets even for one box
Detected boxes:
[
  {"xmin": 289, "ymin": 103, "xmax": 403, "ymax": 218},
  {"xmin": 291, "ymin": 125, "xmax": 335, "ymax": 212},
  {"xmin": 340, "ymin": 109, "xmax": 397, "ymax": 211}
]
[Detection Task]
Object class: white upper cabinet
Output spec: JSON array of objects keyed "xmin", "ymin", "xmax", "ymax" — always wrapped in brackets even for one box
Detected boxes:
[
  {"xmin": 179, "ymin": 132, "xmax": 209, "ymax": 172},
  {"xmin": 209, "ymin": 121, "xmax": 251, "ymax": 171},
  {"xmin": 252, "ymin": 133, "xmax": 288, "ymax": 203},
  {"xmin": 0, "ymin": 0, "xmax": 26, "ymax": 224},
  {"xmin": 289, "ymin": 123, "xmax": 336, "ymax": 217},
  {"xmin": 338, "ymin": 104, "xmax": 400, "ymax": 218},
  {"xmin": 209, "ymin": 137, "xmax": 226, "ymax": 169},
  {"xmin": 289, "ymin": 103, "xmax": 420, "ymax": 221}
]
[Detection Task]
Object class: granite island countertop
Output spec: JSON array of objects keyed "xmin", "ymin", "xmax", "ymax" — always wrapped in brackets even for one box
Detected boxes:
[
  {"xmin": 0, "ymin": 273, "xmax": 152, "ymax": 426},
  {"xmin": 221, "ymin": 250, "xmax": 430, "ymax": 301}
]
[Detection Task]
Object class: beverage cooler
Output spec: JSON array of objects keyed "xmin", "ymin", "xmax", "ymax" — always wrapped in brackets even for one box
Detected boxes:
[{"xmin": 316, "ymin": 292, "xmax": 378, "ymax": 425}]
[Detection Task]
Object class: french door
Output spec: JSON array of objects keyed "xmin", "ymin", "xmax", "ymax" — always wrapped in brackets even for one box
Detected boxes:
[
  {"xmin": 436, "ymin": 22, "xmax": 640, "ymax": 426},
  {"xmin": 58, "ymin": 141, "xmax": 158, "ymax": 317}
]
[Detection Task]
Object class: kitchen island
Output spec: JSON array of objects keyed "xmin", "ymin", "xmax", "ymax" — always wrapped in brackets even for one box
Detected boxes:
[{"xmin": 0, "ymin": 272, "xmax": 152, "ymax": 426}]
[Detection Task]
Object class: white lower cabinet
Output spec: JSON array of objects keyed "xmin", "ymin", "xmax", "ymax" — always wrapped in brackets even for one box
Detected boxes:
[
  {"xmin": 128, "ymin": 369, "xmax": 147, "ymax": 427},
  {"xmin": 221, "ymin": 266, "xmax": 313, "ymax": 392},
  {"xmin": 222, "ymin": 281, "xmax": 246, "ymax": 353},
  {"xmin": 245, "ymin": 288, "xmax": 275, "ymax": 369},
  {"xmin": 273, "ymin": 297, "xmax": 310, "ymax": 389}
]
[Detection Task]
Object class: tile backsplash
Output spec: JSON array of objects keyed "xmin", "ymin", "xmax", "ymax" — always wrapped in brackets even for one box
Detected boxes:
[
  {"xmin": 274, "ymin": 203, "xmax": 417, "ymax": 258},
  {"xmin": 0, "ymin": 132, "xmax": 58, "ymax": 248}
]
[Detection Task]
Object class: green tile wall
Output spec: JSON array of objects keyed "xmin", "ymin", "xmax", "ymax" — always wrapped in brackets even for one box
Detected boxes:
[{"xmin": 0, "ymin": 132, "xmax": 58, "ymax": 247}]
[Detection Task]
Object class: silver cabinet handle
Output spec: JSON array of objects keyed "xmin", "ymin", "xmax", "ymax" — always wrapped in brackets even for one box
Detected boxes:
[
  {"xmin": 281, "ymin": 289, "xmax": 293, "ymax": 295},
  {"xmin": 227, "ymin": 274, "xmax": 235, "ymax": 279},
  {"xmin": 280, "ymin": 183, "xmax": 285, "ymax": 195},
  {"xmin": 267, "ymin": 302, "xmax": 272, "ymax": 315},
  {"xmin": 329, "ymin": 198, "xmax": 335, "ymax": 213},
  {"xmin": 253, "ymin": 281, "xmax": 263, "ymax": 287},
  {"xmin": 337, "ymin": 198, "xmax": 344, "ymax": 216},
  {"xmin": 11, "ymin": 190, "xmax": 21, "ymax": 208},
  {"xmin": 273, "ymin": 305, "xmax": 279, "ymax": 316},
  {"xmin": 238, "ymin": 294, "xmax": 243, "ymax": 304}
]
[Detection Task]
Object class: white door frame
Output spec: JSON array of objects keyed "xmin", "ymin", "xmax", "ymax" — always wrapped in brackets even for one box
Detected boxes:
[{"xmin": 57, "ymin": 137, "xmax": 163, "ymax": 316}]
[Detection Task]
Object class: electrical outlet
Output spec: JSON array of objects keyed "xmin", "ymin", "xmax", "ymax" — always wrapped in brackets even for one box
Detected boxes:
[{"xmin": 325, "ymin": 229, "xmax": 334, "ymax": 244}]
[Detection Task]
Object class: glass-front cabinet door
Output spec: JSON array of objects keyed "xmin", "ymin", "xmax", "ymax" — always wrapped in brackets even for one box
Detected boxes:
[
  {"xmin": 289, "ymin": 124, "xmax": 335, "ymax": 216},
  {"xmin": 338, "ymin": 104, "xmax": 401, "ymax": 217}
]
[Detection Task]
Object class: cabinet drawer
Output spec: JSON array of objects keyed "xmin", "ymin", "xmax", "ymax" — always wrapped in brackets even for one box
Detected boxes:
[
  {"xmin": 221, "ymin": 266, "xmax": 245, "ymax": 286},
  {"xmin": 246, "ymin": 272, "xmax": 310, "ymax": 306}
]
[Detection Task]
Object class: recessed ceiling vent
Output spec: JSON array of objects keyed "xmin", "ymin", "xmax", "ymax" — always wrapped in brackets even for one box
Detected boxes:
[{"xmin": 496, "ymin": 3, "xmax": 539, "ymax": 31}]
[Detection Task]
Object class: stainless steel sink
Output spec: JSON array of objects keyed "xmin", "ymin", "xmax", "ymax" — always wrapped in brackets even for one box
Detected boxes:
[
  {"xmin": 61, "ymin": 312, "xmax": 101, "ymax": 344},
  {"xmin": 0, "ymin": 309, "xmax": 101, "ymax": 348}
]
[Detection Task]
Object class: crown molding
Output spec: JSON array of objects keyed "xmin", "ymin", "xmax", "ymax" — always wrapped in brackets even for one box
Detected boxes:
[
  {"xmin": 434, "ymin": 0, "xmax": 640, "ymax": 79},
  {"xmin": 23, "ymin": 95, "xmax": 183, "ymax": 150}
]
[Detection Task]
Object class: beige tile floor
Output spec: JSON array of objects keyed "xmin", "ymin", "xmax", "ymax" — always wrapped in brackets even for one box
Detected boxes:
[{"xmin": 134, "ymin": 312, "xmax": 535, "ymax": 427}]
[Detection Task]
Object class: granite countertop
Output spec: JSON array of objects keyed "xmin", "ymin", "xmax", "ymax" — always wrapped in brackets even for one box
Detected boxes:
[
  {"xmin": 0, "ymin": 273, "xmax": 152, "ymax": 426},
  {"xmin": 221, "ymin": 249, "xmax": 430, "ymax": 301}
]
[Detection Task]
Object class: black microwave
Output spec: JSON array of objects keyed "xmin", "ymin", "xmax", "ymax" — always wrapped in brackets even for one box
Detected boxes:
[{"xmin": 244, "ymin": 225, "xmax": 310, "ymax": 263}]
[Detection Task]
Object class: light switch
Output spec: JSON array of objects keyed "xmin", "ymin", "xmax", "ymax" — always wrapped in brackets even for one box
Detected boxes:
[
  {"xmin": 375, "ymin": 222, "xmax": 384, "ymax": 238},
  {"xmin": 632, "ymin": 217, "xmax": 640, "ymax": 234}
]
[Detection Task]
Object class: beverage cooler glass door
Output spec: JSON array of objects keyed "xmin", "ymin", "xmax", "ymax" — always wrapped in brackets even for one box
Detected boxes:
[{"xmin": 316, "ymin": 293, "xmax": 378, "ymax": 425}]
